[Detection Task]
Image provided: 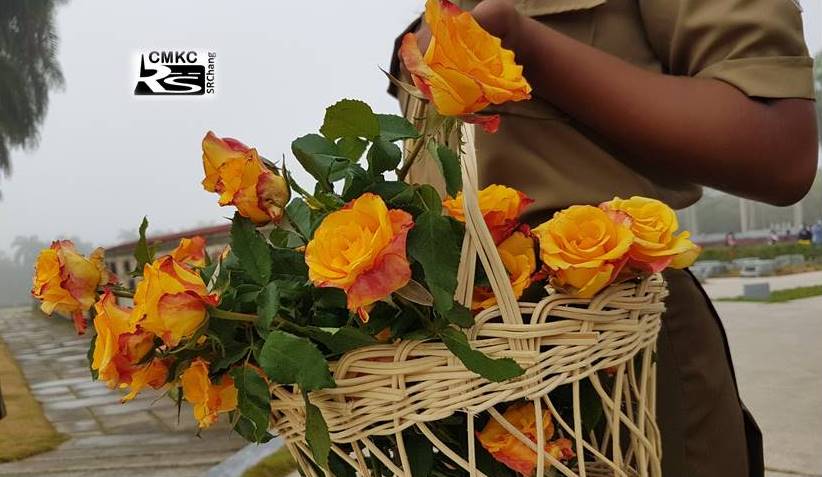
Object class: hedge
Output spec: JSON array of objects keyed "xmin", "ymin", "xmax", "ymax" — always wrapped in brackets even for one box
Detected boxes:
[{"xmin": 699, "ymin": 242, "xmax": 822, "ymax": 262}]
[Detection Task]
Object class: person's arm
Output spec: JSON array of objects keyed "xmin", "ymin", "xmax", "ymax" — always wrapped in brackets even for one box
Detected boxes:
[{"xmin": 457, "ymin": 0, "xmax": 819, "ymax": 206}]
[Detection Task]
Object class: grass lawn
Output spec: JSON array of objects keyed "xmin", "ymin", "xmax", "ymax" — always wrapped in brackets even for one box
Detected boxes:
[
  {"xmin": 718, "ymin": 285, "xmax": 822, "ymax": 303},
  {"xmin": 242, "ymin": 445, "xmax": 297, "ymax": 477},
  {"xmin": 0, "ymin": 335, "xmax": 67, "ymax": 462}
]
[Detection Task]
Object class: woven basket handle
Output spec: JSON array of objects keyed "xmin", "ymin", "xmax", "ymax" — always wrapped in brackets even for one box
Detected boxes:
[{"xmin": 453, "ymin": 123, "xmax": 524, "ymax": 326}]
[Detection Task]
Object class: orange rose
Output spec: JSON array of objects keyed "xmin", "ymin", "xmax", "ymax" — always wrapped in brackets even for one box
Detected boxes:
[
  {"xmin": 181, "ymin": 359, "xmax": 238, "ymax": 429},
  {"xmin": 31, "ymin": 240, "xmax": 113, "ymax": 334},
  {"xmin": 399, "ymin": 0, "xmax": 531, "ymax": 131},
  {"xmin": 305, "ymin": 193, "xmax": 413, "ymax": 321},
  {"xmin": 443, "ymin": 184, "xmax": 533, "ymax": 244},
  {"xmin": 91, "ymin": 290, "xmax": 168, "ymax": 401},
  {"xmin": 170, "ymin": 236, "xmax": 207, "ymax": 268},
  {"xmin": 601, "ymin": 196, "xmax": 701, "ymax": 272},
  {"xmin": 122, "ymin": 359, "xmax": 170, "ymax": 402},
  {"xmin": 473, "ymin": 231, "xmax": 536, "ymax": 310},
  {"xmin": 201, "ymin": 131, "xmax": 290, "ymax": 225},
  {"xmin": 477, "ymin": 402, "xmax": 575, "ymax": 475},
  {"xmin": 532, "ymin": 206, "xmax": 634, "ymax": 298},
  {"xmin": 132, "ymin": 256, "xmax": 218, "ymax": 347}
]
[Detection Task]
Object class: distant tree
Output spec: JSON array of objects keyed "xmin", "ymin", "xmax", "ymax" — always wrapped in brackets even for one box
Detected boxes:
[
  {"xmin": 11, "ymin": 235, "xmax": 47, "ymax": 267},
  {"xmin": 0, "ymin": 1, "xmax": 65, "ymax": 192},
  {"xmin": 0, "ymin": 251, "xmax": 32, "ymax": 306}
]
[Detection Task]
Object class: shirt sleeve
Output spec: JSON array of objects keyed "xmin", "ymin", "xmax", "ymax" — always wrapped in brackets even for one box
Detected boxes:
[{"xmin": 639, "ymin": 0, "xmax": 814, "ymax": 99}]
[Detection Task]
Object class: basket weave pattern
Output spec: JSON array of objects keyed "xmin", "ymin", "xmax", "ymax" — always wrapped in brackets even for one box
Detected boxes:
[{"xmin": 272, "ymin": 124, "xmax": 667, "ymax": 477}]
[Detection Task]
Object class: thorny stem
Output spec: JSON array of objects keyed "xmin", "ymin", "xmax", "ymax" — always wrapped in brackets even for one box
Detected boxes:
[
  {"xmin": 208, "ymin": 308, "xmax": 257, "ymax": 323},
  {"xmin": 397, "ymin": 113, "xmax": 447, "ymax": 182},
  {"xmin": 100, "ymin": 287, "xmax": 134, "ymax": 299},
  {"xmin": 397, "ymin": 135, "xmax": 429, "ymax": 181}
]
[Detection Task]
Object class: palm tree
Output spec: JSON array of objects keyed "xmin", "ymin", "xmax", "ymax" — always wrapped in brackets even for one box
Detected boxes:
[
  {"xmin": 0, "ymin": 1, "xmax": 65, "ymax": 192},
  {"xmin": 11, "ymin": 235, "xmax": 48, "ymax": 268}
]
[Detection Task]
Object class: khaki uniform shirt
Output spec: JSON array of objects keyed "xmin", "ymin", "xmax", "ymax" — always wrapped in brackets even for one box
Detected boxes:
[{"xmin": 392, "ymin": 0, "xmax": 815, "ymax": 214}]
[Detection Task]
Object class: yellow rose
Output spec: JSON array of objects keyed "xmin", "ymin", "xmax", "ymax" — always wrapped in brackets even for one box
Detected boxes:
[
  {"xmin": 201, "ymin": 131, "xmax": 290, "ymax": 225},
  {"xmin": 181, "ymin": 359, "xmax": 238, "ymax": 429},
  {"xmin": 533, "ymin": 206, "xmax": 634, "ymax": 298},
  {"xmin": 443, "ymin": 184, "xmax": 533, "ymax": 244},
  {"xmin": 31, "ymin": 240, "xmax": 113, "ymax": 334},
  {"xmin": 132, "ymin": 256, "xmax": 218, "ymax": 347},
  {"xmin": 305, "ymin": 193, "xmax": 414, "ymax": 321},
  {"xmin": 473, "ymin": 231, "xmax": 536, "ymax": 310},
  {"xmin": 398, "ymin": 0, "xmax": 531, "ymax": 131},
  {"xmin": 91, "ymin": 290, "xmax": 168, "ymax": 401},
  {"xmin": 477, "ymin": 402, "xmax": 575, "ymax": 475},
  {"xmin": 170, "ymin": 236, "xmax": 207, "ymax": 268},
  {"xmin": 601, "ymin": 196, "xmax": 701, "ymax": 271}
]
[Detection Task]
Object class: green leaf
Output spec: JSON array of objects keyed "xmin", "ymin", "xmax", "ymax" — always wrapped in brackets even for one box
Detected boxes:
[
  {"xmin": 314, "ymin": 190, "xmax": 345, "ymax": 211},
  {"xmin": 320, "ymin": 99, "xmax": 379, "ymax": 140},
  {"xmin": 329, "ymin": 453, "xmax": 356, "ymax": 477},
  {"xmin": 256, "ymin": 282, "xmax": 280, "ymax": 331},
  {"xmin": 376, "ymin": 114, "xmax": 420, "ymax": 142},
  {"xmin": 230, "ymin": 366, "xmax": 274, "ymax": 443},
  {"xmin": 312, "ymin": 287, "xmax": 347, "ymax": 309},
  {"xmin": 133, "ymin": 217, "xmax": 155, "ymax": 273},
  {"xmin": 230, "ymin": 214, "xmax": 272, "ymax": 286},
  {"xmin": 211, "ymin": 345, "xmax": 249, "ymax": 373},
  {"xmin": 336, "ymin": 136, "xmax": 368, "ymax": 161},
  {"xmin": 403, "ymin": 429, "xmax": 434, "ymax": 477},
  {"xmin": 440, "ymin": 303, "xmax": 474, "ymax": 328},
  {"xmin": 368, "ymin": 181, "xmax": 415, "ymax": 206},
  {"xmin": 291, "ymin": 134, "xmax": 350, "ymax": 190},
  {"xmin": 270, "ymin": 248, "xmax": 308, "ymax": 280},
  {"xmin": 433, "ymin": 145, "xmax": 462, "ymax": 197},
  {"xmin": 415, "ymin": 184, "xmax": 443, "ymax": 215},
  {"xmin": 87, "ymin": 332, "xmax": 98, "ymax": 380},
  {"xmin": 304, "ymin": 326, "xmax": 377, "ymax": 354},
  {"xmin": 233, "ymin": 415, "xmax": 273, "ymax": 444},
  {"xmin": 286, "ymin": 198, "xmax": 327, "ymax": 240},
  {"xmin": 269, "ymin": 228, "xmax": 305, "ymax": 248},
  {"xmin": 366, "ymin": 138, "xmax": 402, "ymax": 175},
  {"xmin": 580, "ymin": 379, "xmax": 604, "ymax": 433},
  {"xmin": 304, "ymin": 395, "xmax": 331, "ymax": 470},
  {"xmin": 438, "ymin": 327, "xmax": 524, "ymax": 382},
  {"xmin": 407, "ymin": 211, "xmax": 461, "ymax": 313},
  {"xmin": 259, "ymin": 330, "xmax": 335, "ymax": 391},
  {"xmin": 341, "ymin": 164, "xmax": 370, "ymax": 201}
]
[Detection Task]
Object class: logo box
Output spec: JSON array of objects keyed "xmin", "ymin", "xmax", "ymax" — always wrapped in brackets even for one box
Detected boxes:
[{"xmin": 134, "ymin": 50, "xmax": 216, "ymax": 96}]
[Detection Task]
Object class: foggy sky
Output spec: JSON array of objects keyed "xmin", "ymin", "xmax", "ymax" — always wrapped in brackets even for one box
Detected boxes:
[{"xmin": 0, "ymin": 0, "xmax": 820, "ymax": 252}]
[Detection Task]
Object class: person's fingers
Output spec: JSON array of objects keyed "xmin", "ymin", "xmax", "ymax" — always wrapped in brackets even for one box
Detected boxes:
[{"xmin": 416, "ymin": 23, "xmax": 432, "ymax": 55}]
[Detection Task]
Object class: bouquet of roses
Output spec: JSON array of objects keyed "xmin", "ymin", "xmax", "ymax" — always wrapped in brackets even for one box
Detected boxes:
[{"xmin": 30, "ymin": 1, "xmax": 699, "ymax": 475}]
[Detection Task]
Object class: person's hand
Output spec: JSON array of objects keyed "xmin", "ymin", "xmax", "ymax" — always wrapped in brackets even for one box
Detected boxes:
[{"xmin": 413, "ymin": 0, "xmax": 522, "ymax": 55}]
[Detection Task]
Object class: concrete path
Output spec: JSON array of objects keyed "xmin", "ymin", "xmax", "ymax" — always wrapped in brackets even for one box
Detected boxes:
[
  {"xmin": 715, "ymin": 296, "xmax": 822, "ymax": 477},
  {"xmin": 702, "ymin": 270, "xmax": 822, "ymax": 299},
  {"xmin": 0, "ymin": 307, "xmax": 245, "ymax": 477}
]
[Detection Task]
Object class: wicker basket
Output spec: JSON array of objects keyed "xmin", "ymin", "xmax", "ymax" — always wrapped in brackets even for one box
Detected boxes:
[{"xmin": 270, "ymin": 123, "xmax": 667, "ymax": 477}]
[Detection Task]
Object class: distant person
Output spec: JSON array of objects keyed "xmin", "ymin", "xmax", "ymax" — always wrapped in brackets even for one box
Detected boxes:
[
  {"xmin": 768, "ymin": 229, "xmax": 780, "ymax": 245},
  {"xmin": 812, "ymin": 221, "xmax": 822, "ymax": 246},
  {"xmin": 725, "ymin": 232, "xmax": 737, "ymax": 260},
  {"xmin": 798, "ymin": 224, "xmax": 812, "ymax": 244}
]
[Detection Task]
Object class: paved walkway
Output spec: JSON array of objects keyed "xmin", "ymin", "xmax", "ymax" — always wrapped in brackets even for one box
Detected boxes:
[
  {"xmin": 0, "ymin": 307, "xmax": 245, "ymax": 477},
  {"xmin": 714, "ymin": 296, "xmax": 822, "ymax": 477},
  {"xmin": 702, "ymin": 270, "xmax": 822, "ymax": 299}
]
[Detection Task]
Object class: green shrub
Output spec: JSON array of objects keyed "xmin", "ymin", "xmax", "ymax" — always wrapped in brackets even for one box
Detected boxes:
[{"xmin": 699, "ymin": 243, "xmax": 822, "ymax": 262}]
